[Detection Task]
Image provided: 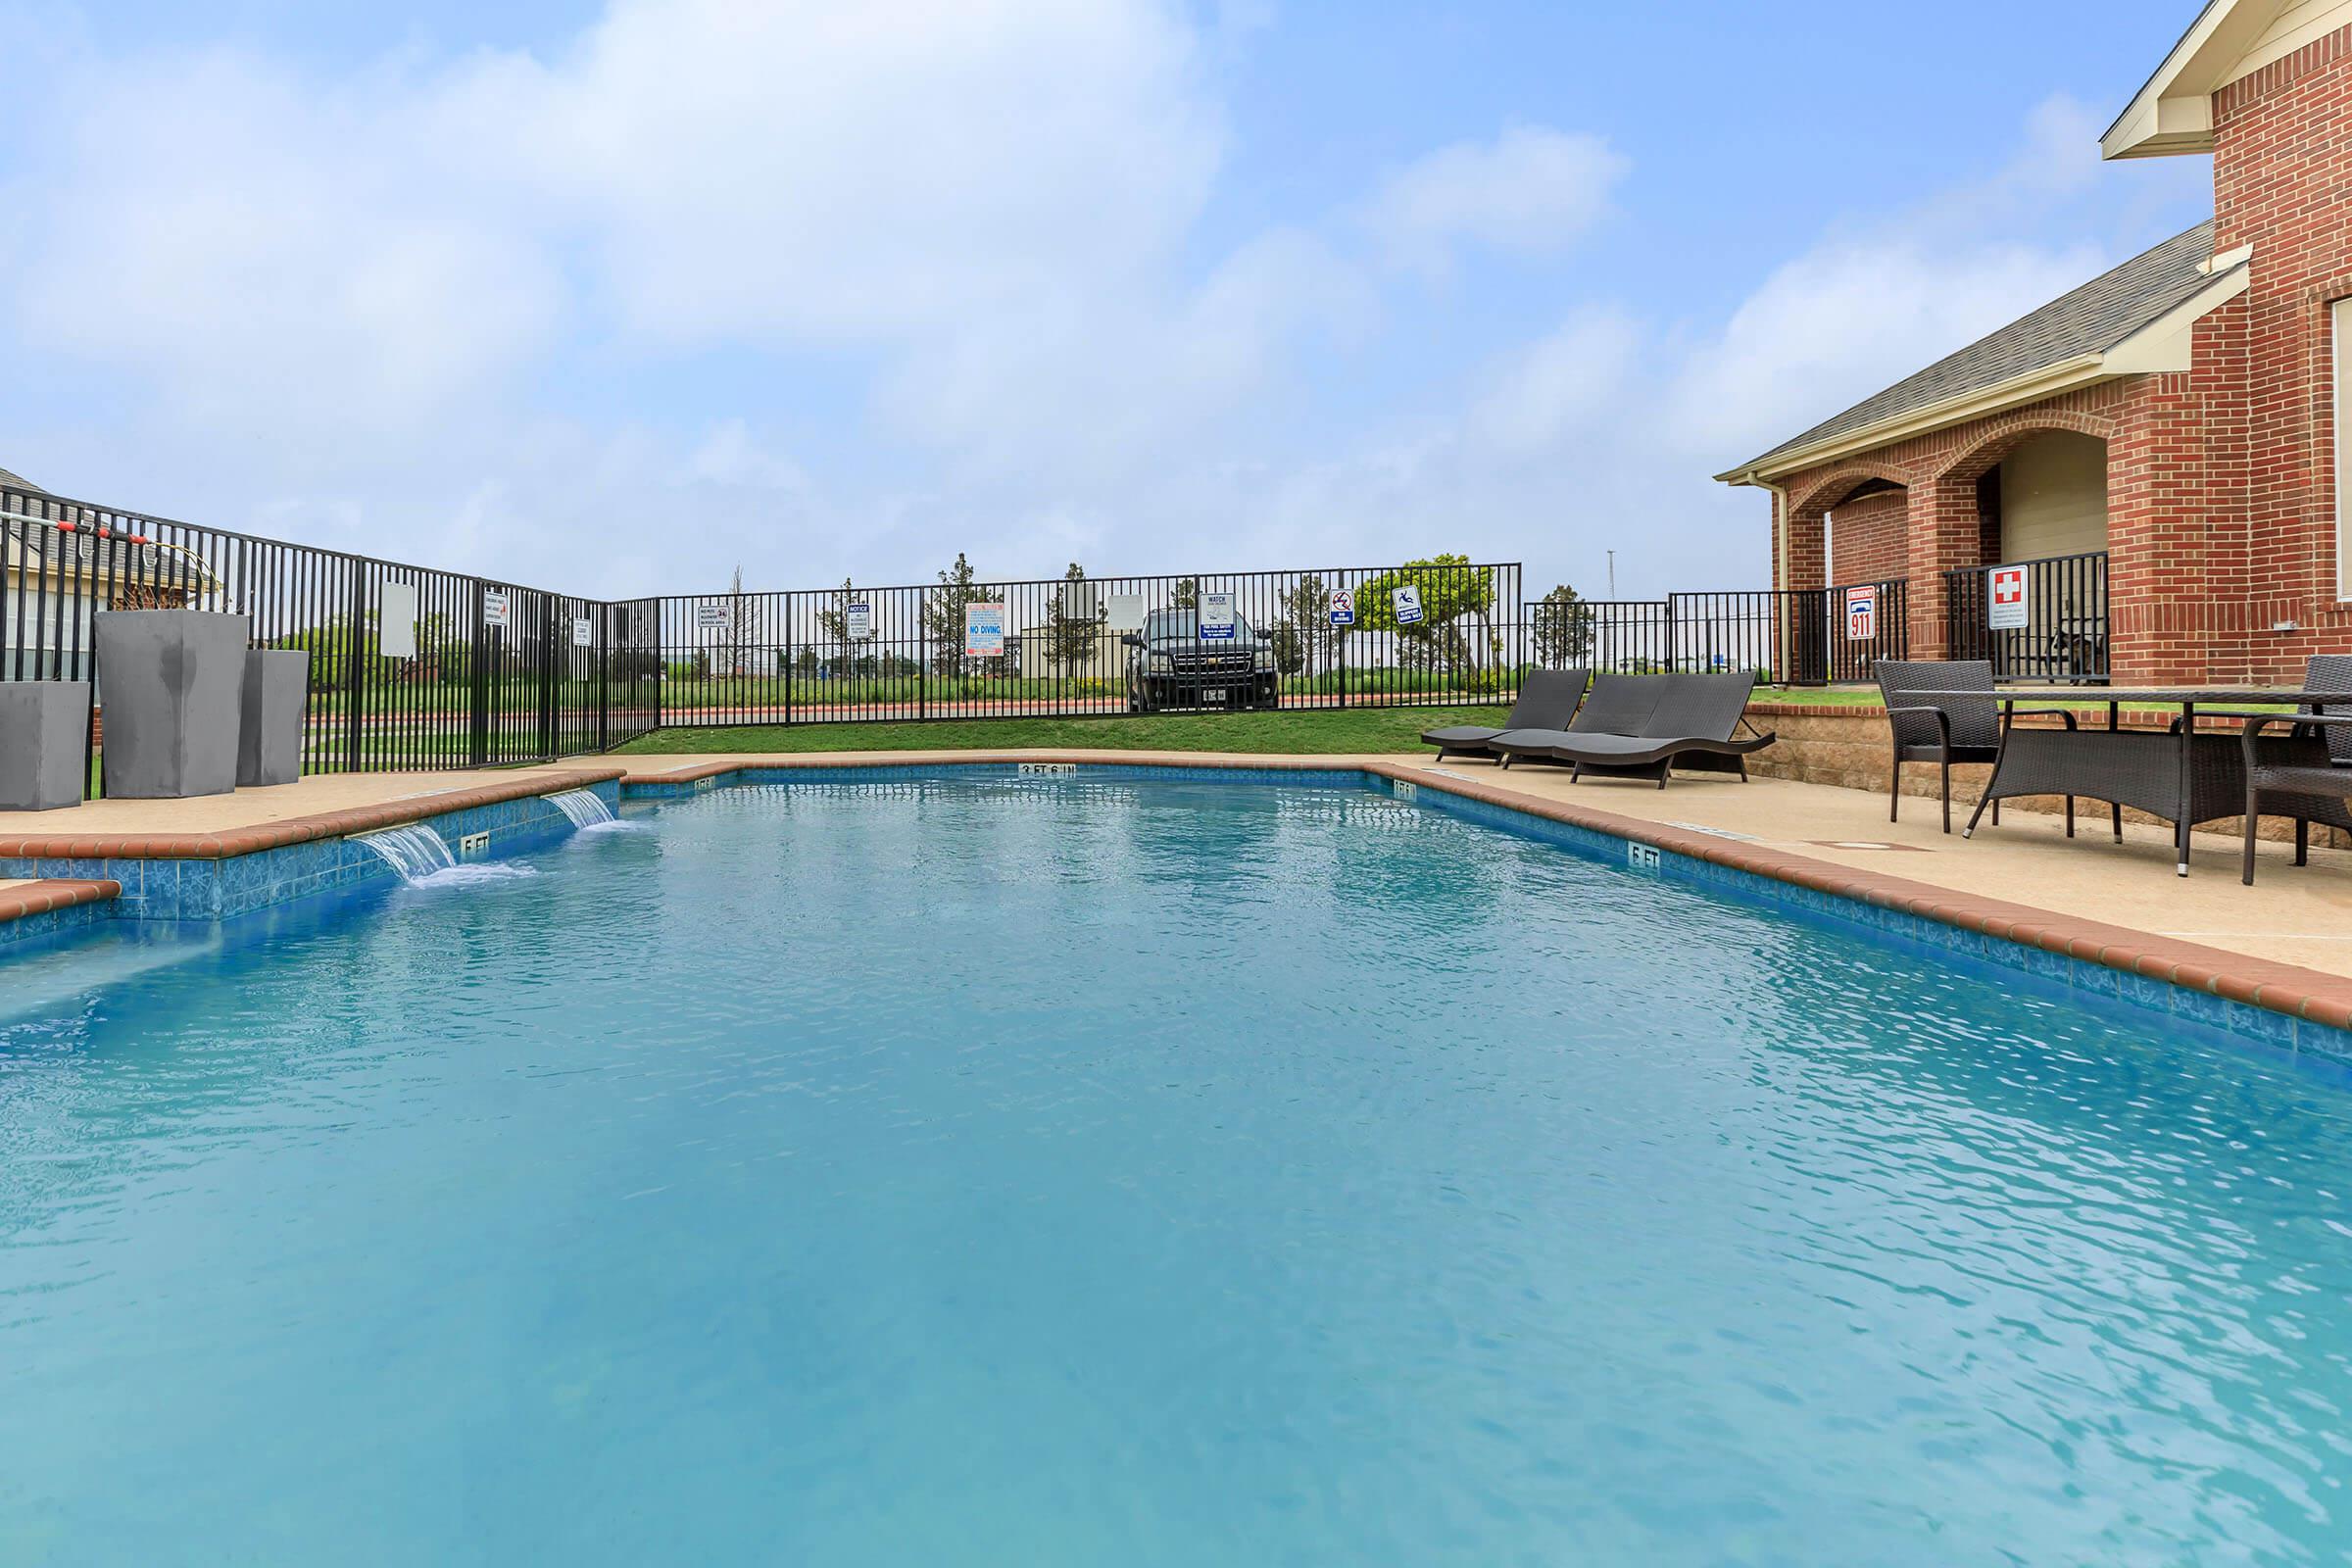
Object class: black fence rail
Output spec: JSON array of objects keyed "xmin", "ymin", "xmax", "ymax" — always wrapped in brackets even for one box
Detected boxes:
[
  {"xmin": 643, "ymin": 563, "xmax": 1526, "ymax": 728},
  {"xmin": 1942, "ymin": 552, "xmax": 2109, "ymax": 684},
  {"xmin": 2, "ymin": 482, "xmax": 638, "ymax": 793},
  {"xmin": 1524, "ymin": 581, "xmax": 1907, "ymax": 684}
]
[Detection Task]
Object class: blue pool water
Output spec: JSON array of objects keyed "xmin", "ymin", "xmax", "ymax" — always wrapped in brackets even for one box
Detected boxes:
[{"xmin": 6, "ymin": 772, "xmax": 2352, "ymax": 1564}]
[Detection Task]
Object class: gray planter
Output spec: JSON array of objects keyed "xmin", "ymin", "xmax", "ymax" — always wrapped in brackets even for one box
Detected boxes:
[
  {"xmin": 0, "ymin": 682, "xmax": 91, "ymax": 811},
  {"xmin": 94, "ymin": 611, "xmax": 252, "ymax": 800},
  {"xmin": 238, "ymin": 649, "xmax": 310, "ymax": 787}
]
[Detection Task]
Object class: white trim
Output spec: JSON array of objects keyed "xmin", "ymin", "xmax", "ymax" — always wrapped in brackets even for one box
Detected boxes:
[
  {"xmin": 2104, "ymin": 261, "xmax": 2251, "ymax": 373},
  {"xmin": 2100, "ymin": 0, "xmax": 2344, "ymax": 161},
  {"xmin": 2335, "ymin": 296, "xmax": 2352, "ymax": 600}
]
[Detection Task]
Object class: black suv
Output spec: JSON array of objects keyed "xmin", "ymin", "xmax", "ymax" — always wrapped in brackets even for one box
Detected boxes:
[{"xmin": 1122, "ymin": 610, "xmax": 1280, "ymax": 712}]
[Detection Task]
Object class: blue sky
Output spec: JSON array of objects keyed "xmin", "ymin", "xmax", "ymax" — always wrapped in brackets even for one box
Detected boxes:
[{"xmin": 0, "ymin": 1, "xmax": 2211, "ymax": 601}]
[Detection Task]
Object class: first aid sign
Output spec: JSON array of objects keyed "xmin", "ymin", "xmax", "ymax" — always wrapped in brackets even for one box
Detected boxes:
[{"xmin": 1986, "ymin": 565, "xmax": 2029, "ymax": 630}]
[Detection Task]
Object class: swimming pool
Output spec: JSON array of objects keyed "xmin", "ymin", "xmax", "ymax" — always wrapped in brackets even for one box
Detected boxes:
[{"xmin": 5, "ymin": 770, "xmax": 2352, "ymax": 1563}]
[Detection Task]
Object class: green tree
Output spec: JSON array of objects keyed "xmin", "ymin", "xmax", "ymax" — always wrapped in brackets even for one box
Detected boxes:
[
  {"xmin": 1170, "ymin": 576, "xmax": 1199, "ymax": 611},
  {"xmin": 1530, "ymin": 583, "xmax": 1592, "ymax": 668},
  {"xmin": 1043, "ymin": 562, "xmax": 1099, "ymax": 672},
  {"xmin": 794, "ymin": 644, "xmax": 819, "ymax": 677},
  {"xmin": 1352, "ymin": 555, "xmax": 1498, "ymax": 676}
]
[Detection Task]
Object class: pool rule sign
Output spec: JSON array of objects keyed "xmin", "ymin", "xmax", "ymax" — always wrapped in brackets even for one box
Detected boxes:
[
  {"xmin": 1200, "ymin": 591, "xmax": 1237, "ymax": 641},
  {"xmin": 1392, "ymin": 584, "xmax": 1425, "ymax": 626},
  {"xmin": 1987, "ymin": 564, "xmax": 2030, "ymax": 630},
  {"xmin": 964, "ymin": 602, "xmax": 1004, "ymax": 658},
  {"xmin": 846, "ymin": 601, "xmax": 873, "ymax": 641},
  {"xmin": 482, "ymin": 588, "xmax": 512, "ymax": 629}
]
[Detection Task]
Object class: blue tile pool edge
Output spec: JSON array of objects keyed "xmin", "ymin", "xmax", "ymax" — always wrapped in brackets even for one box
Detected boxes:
[
  {"xmin": 628, "ymin": 760, "xmax": 2352, "ymax": 1064},
  {"xmin": 0, "ymin": 777, "xmax": 622, "ymax": 924}
]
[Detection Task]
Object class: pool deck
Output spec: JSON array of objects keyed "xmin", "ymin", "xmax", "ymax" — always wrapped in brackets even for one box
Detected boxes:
[{"xmin": 5, "ymin": 747, "xmax": 2352, "ymax": 1029}]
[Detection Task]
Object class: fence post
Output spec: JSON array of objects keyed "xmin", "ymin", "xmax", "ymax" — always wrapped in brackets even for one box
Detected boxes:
[
  {"xmin": 345, "ymin": 565, "xmax": 367, "ymax": 773},
  {"xmin": 469, "ymin": 586, "xmax": 490, "ymax": 767}
]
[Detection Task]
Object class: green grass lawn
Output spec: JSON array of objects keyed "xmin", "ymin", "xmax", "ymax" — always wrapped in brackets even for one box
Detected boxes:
[{"xmin": 613, "ymin": 705, "xmax": 1507, "ymax": 756}]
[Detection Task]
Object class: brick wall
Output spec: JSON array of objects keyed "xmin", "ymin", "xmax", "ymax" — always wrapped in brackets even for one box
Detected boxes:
[
  {"xmin": 1827, "ymin": 489, "xmax": 1907, "ymax": 586},
  {"xmin": 2213, "ymin": 21, "xmax": 2352, "ymax": 677}
]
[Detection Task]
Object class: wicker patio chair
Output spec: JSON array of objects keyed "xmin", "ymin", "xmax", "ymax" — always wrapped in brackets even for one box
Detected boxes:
[
  {"xmin": 2230, "ymin": 655, "xmax": 2352, "ymax": 885},
  {"xmin": 1875, "ymin": 659, "xmax": 2003, "ymax": 835}
]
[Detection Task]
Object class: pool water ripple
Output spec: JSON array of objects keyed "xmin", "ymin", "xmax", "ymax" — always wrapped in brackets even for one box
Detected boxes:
[{"xmin": 4, "ymin": 774, "xmax": 2352, "ymax": 1563}]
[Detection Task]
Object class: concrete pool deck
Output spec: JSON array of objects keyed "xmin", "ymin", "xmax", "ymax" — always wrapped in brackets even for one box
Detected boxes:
[{"xmin": 6, "ymin": 747, "xmax": 2352, "ymax": 1029}]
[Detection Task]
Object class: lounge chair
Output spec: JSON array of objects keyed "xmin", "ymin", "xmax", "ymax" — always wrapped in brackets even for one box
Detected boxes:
[
  {"xmin": 1876, "ymin": 659, "xmax": 2004, "ymax": 835},
  {"xmin": 1493, "ymin": 672, "xmax": 1775, "ymax": 786},
  {"xmin": 1420, "ymin": 668, "xmax": 1591, "ymax": 761}
]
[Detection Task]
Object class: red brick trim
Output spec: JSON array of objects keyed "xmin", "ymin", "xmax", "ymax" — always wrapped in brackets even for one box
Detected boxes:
[
  {"xmin": 621, "ymin": 753, "xmax": 2352, "ymax": 1031},
  {"xmin": 0, "ymin": 766, "xmax": 629, "ymax": 862},
  {"xmin": 0, "ymin": 878, "xmax": 120, "ymax": 925}
]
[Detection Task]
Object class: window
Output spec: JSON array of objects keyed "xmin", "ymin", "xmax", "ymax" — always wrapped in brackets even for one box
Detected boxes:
[{"xmin": 2339, "ymin": 298, "xmax": 2352, "ymax": 599}]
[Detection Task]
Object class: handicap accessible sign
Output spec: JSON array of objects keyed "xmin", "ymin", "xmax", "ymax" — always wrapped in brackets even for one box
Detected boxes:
[{"xmin": 1200, "ymin": 591, "xmax": 1237, "ymax": 641}]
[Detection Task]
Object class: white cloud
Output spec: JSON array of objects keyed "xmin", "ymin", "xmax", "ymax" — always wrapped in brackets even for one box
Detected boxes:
[
  {"xmin": 1366, "ymin": 126, "xmax": 1629, "ymax": 272},
  {"xmin": 1469, "ymin": 308, "xmax": 1643, "ymax": 455}
]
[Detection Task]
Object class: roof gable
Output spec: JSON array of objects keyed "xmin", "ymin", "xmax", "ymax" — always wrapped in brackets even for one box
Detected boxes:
[
  {"xmin": 1719, "ymin": 223, "xmax": 2231, "ymax": 482},
  {"xmin": 2104, "ymin": 0, "xmax": 2351, "ymax": 159}
]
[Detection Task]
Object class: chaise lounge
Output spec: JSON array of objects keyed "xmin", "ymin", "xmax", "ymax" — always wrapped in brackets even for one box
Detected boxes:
[
  {"xmin": 1420, "ymin": 667, "xmax": 1591, "ymax": 761},
  {"xmin": 1489, "ymin": 672, "xmax": 1775, "ymax": 786}
]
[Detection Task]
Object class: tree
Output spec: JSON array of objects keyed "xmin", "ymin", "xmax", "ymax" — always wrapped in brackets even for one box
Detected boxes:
[
  {"xmin": 924, "ymin": 552, "xmax": 997, "ymax": 676},
  {"xmin": 1530, "ymin": 583, "xmax": 1592, "ymax": 669},
  {"xmin": 1352, "ymin": 555, "xmax": 1498, "ymax": 675},
  {"xmin": 815, "ymin": 576, "xmax": 859, "ymax": 678},
  {"xmin": 1268, "ymin": 623, "xmax": 1305, "ymax": 676},
  {"xmin": 794, "ymin": 644, "xmax": 819, "ymax": 677},
  {"xmin": 1043, "ymin": 562, "xmax": 1099, "ymax": 672},
  {"xmin": 1283, "ymin": 573, "xmax": 1338, "ymax": 674},
  {"xmin": 1170, "ymin": 576, "xmax": 1199, "ymax": 611}
]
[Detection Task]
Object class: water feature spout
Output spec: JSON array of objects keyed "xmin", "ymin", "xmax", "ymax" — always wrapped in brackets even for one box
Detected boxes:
[{"xmin": 355, "ymin": 823, "xmax": 457, "ymax": 883}]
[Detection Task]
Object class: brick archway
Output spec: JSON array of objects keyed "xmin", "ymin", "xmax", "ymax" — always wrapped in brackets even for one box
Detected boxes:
[
  {"xmin": 1912, "ymin": 415, "xmax": 2116, "ymax": 660},
  {"xmin": 1780, "ymin": 462, "xmax": 1915, "ymax": 594}
]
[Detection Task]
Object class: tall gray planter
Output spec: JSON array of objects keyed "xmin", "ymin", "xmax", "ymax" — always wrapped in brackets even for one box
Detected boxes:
[
  {"xmin": 0, "ymin": 681, "xmax": 90, "ymax": 811},
  {"xmin": 94, "ymin": 611, "xmax": 251, "ymax": 800},
  {"xmin": 238, "ymin": 649, "xmax": 310, "ymax": 788}
]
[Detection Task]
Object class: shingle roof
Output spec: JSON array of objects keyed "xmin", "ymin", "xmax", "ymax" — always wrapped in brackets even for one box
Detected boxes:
[
  {"xmin": 0, "ymin": 466, "xmax": 41, "ymax": 494},
  {"xmin": 1728, "ymin": 220, "xmax": 2222, "ymax": 476}
]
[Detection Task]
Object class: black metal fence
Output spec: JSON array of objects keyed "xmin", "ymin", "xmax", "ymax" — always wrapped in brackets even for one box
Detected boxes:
[
  {"xmin": 1525, "ymin": 582, "xmax": 1908, "ymax": 685},
  {"xmin": 2, "ymin": 482, "xmax": 659, "ymax": 793},
  {"xmin": 642, "ymin": 563, "xmax": 1524, "ymax": 728},
  {"xmin": 1943, "ymin": 552, "xmax": 2109, "ymax": 683},
  {"xmin": 6, "ymin": 476, "xmax": 2007, "ymax": 801}
]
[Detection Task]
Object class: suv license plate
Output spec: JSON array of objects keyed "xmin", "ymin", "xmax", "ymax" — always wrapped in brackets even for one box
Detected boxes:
[{"xmin": 1203, "ymin": 688, "xmax": 1225, "ymax": 703}]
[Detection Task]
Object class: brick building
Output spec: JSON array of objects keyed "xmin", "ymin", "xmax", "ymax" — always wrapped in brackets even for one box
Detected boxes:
[{"xmin": 1718, "ymin": 0, "xmax": 2352, "ymax": 686}]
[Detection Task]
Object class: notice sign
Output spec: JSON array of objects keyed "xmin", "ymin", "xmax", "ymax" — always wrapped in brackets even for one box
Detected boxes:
[
  {"xmin": 572, "ymin": 615, "xmax": 595, "ymax": 649},
  {"xmin": 1200, "ymin": 591, "xmax": 1237, "ymax": 641},
  {"xmin": 1987, "ymin": 565, "xmax": 2029, "ymax": 630},
  {"xmin": 379, "ymin": 580, "xmax": 419, "ymax": 660},
  {"xmin": 846, "ymin": 601, "xmax": 873, "ymax": 641},
  {"xmin": 1392, "ymin": 584, "xmax": 1425, "ymax": 626},
  {"xmin": 694, "ymin": 602, "xmax": 731, "ymax": 632},
  {"xmin": 1844, "ymin": 585, "xmax": 1878, "ymax": 642},
  {"xmin": 482, "ymin": 588, "xmax": 512, "ymax": 629},
  {"xmin": 964, "ymin": 601, "xmax": 1005, "ymax": 658},
  {"xmin": 1328, "ymin": 588, "xmax": 1355, "ymax": 627}
]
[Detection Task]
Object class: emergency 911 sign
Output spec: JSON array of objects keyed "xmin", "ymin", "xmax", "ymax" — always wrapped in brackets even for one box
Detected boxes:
[
  {"xmin": 1986, "ymin": 564, "xmax": 2030, "ymax": 630},
  {"xmin": 1844, "ymin": 585, "xmax": 1877, "ymax": 642}
]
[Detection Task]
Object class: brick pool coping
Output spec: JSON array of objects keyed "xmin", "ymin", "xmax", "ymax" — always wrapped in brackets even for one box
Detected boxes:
[
  {"xmin": 0, "ymin": 878, "xmax": 120, "ymax": 927},
  {"xmin": 0, "ymin": 765, "xmax": 628, "ymax": 863},
  {"xmin": 622, "ymin": 752, "xmax": 2352, "ymax": 1034}
]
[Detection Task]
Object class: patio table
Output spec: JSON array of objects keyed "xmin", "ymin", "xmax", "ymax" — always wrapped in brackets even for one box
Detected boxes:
[{"xmin": 1950, "ymin": 688, "xmax": 2343, "ymax": 877}]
